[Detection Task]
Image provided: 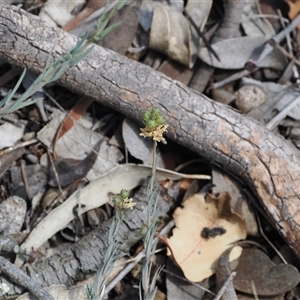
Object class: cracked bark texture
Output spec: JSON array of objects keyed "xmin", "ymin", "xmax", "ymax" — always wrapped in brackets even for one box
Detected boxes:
[{"xmin": 1, "ymin": 4, "xmax": 300, "ymax": 261}]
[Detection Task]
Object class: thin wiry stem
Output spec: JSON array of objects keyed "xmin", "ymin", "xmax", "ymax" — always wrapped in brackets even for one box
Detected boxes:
[
  {"xmin": 150, "ymin": 141, "xmax": 157, "ymax": 192},
  {"xmin": 141, "ymin": 152, "xmax": 160, "ymax": 299},
  {"xmin": 139, "ymin": 108, "xmax": 168, "ymax": 299}
]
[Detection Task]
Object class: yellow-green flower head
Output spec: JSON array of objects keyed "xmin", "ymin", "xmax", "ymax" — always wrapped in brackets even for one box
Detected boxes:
[
  {"xmin": 120, "ymin": 189, "xmax": 129, "ymax": 199},
  {"xmin": 113, "ymin": 190, "xmax": 136, "ymax": 210},
  {"xmin": 140, "ymin": 108, "xmax": 168, "ymax": 142},
  {"xmin": 142, "ymin": 108, "xmax": 165, "ymax": 127}
]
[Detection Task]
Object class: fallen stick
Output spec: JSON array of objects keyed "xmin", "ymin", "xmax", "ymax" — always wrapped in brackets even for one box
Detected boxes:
[
  {"xmin": 1, "ymin": 4, "xmax": 300, "ymax": 260},
  {"xmin": 0, "ymin": 256, "xmax": 54, "ymax": 300}
]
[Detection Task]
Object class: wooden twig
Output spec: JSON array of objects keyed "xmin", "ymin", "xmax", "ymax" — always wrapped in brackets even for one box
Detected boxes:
[
  {"xmin": 0, "ymin": 256, "xmax": 54, "ymax": 300},
  {"xmin": 213, "ymin": 271, "xmax": 237, "ymax": 300}
]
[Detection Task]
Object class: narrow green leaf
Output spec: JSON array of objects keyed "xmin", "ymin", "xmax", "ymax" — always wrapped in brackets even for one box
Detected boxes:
[
  {"xmin": 4, "ymin": 98, "xmax": 40, "ymax": 114},
  {"xmin": 70, "ymin": 32, "xmax": 88, "ymax": 55},
  {"xmin": 0, "ymin": 68, "xmax": 27, "ymax": 109},
  {"xmin": 68, "ymin": 45, "xmax": 94, "ymax": 66},
  {"xmin": 0, "ymin": 92, "xmax": 12, "ymax": 109},
  {"xmin": 98, "ymin": 22, "xmax": 122, "ymax": 41}
]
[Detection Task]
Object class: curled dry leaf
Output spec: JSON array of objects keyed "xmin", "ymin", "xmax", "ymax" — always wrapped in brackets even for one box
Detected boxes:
[
  {"xmin": 166, "ymin": 192, "xmax": 247, "ymax": 282},
  {"xmin": 149, "ymin": 1, "xmax": 212, "ymax": 68},
  {"xmin": 150, "ymin": 3, "xmax": 190, "ymax": 67},
  {"xmin": 185, "ymin": 0, "xmax": 212, "ymax": 66},
  {"xmin": 212, "ymin": 166, "xmax": 258, "ymax": 236}
]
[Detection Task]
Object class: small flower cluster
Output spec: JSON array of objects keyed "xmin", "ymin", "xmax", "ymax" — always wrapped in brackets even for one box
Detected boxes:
[
  {"xmin": 112, "ymin": 189, "xmax": 136, "ymax": 210},
  {"xmin": 140, "ymin": 108, "xmax": 168, "ymax": 143}
]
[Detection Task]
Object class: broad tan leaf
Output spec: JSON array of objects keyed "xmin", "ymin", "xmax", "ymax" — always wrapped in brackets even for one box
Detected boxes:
[
  {"xmin": 287, "ymin": 0, "xmax": 300, "ymax": 29},
  {"xmin": 149, "ymin": 1, "xmax": 212, "ymax": 68},
  {"xmin": 166, "ymin": 192, "xmax": 247, "ymax": 282},
  {"xmin": 150, "ymin": 3, "xmax": 190, "ymax": 67}
]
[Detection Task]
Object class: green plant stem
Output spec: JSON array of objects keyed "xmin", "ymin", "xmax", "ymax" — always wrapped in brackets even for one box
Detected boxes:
[
  {"xmin": 149, "ymin": 141, "xmax": 157, "ymax": 192},
  {"xmin": 142, "ymin": 140, "xmax": 158, "ymax": 299}
]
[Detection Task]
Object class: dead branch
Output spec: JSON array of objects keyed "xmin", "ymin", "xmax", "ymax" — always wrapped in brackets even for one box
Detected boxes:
[{"xmin": 1, "ymin": 2, "xmax": 300, "ymax": 270}]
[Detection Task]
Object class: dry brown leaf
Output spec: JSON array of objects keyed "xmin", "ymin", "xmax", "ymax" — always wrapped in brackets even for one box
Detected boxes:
[
  {"xmin": 62, "ymin": 0, "xmax": 107, "ymax": 32},
  {"xmin": 233, "ymin": 248, "xmax": 300, "ymax": 296},
  {"xmin": 48, "ymin": 139, "xmax": 102, "ymax": 187},
  {"xmin": 287, "ymin": 0, "xmax": 300, "ymax": 29},
  {"xmin": 149, "ymin": 3, "xmax": 191, "ymax": 67},
  {"xmin": 166, "ymin": 192, "xmax": 247, "ymax": 282},
  {"xmin": 55, "ymin": 96, "xmax": 94, "ymax": 141}
]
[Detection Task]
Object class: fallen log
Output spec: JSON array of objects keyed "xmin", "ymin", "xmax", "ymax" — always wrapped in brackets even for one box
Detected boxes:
[{"xmin": 1, "ymin": 3, "xmax": 300, "ymax": 260}]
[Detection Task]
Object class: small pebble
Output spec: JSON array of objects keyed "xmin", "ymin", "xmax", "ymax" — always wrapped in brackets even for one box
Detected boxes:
[{"xmin": 235, "ymin": 85, "xmax": 266, "ymax": 113}]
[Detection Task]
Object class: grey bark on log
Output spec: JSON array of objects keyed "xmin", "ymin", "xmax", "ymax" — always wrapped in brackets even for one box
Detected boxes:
[{"xmin": 1, "ymin": 4, "xmax": 300, "ymax": 261}]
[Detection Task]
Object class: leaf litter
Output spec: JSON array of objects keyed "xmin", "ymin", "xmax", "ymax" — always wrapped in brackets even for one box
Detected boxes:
[{"xmin": 2, "ymin": 0, "xmax": 300, "ymax": 299}]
